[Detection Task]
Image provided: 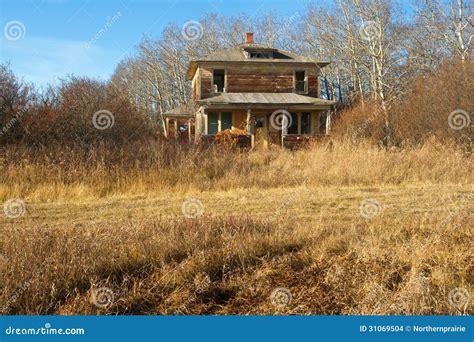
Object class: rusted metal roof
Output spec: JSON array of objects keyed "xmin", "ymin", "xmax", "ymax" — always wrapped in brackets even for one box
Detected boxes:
[{"xmin": 197, "ymin": 93, "xmax": 335, "ymax": 106}]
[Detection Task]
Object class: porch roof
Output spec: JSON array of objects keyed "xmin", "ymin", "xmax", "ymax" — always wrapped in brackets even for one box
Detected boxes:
[
  {"xmin": 162, "ymin": 104, "xmax": 195, "ymax": 118},
  {"xmin": 197, "ymin": 93, "xmax": 335, "ymax": 108}
]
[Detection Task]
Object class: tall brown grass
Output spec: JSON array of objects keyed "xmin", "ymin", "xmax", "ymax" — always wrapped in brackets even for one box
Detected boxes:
[
  {"xmin": 1, "ymin": 211, "xmax": 471, "ymax": 315},
  {"xmin": 1, "ymin": 137, "xmax": 472, "ymax": 315},
  {"xmin": 1, "ymin": 138, "xmax": 472, "ymax": 202}
]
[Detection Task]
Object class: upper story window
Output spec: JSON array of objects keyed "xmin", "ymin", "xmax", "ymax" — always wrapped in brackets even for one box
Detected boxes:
[
  {"xmin": 249, "ymin": 52, "xmax": 273, "ymax": 59},
  {"xmin": 213, "ymin": 69, "xmax": 225, "ymax": 93},
  {"xmin": 295, "ymin": 71, "xmax": 307, "ymax": 94}
]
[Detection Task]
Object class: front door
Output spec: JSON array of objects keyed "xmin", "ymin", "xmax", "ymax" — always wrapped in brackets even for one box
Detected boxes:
[
  {"xmin": 254, "ymin": 115, "xmax": 269, "ymax": 147},
  {"xmin": 207, "ymin": 112, "xmax": 218, "ymax": 135},
  {"xmin": 221, "ymin": 112, "xmax": 232, "ymax": 131}
]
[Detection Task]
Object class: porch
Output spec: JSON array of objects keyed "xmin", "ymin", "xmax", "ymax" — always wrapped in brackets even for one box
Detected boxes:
[
  {"xmin": 195, "ymin": 108, "xmax": 331, "ymax": 148},
  {"xmin": 195, "ymin": 93, "xmax": 335, "ymax": 148},
  {"xmin": 162, "ymin": 104, "xmax": 195, "ymax": 141}
]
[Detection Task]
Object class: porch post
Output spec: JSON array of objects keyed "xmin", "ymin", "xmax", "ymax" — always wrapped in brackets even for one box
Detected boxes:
[
  {"xmin": 174, "ymin": 119, "xmax": 178, "ymax": 139},
  {"xmin": 201, "ymin": 107, "xmax": 206, "ymax": 135},
  {"xmin": 246, "ymin": 108, "xmax": 255, "ymax": 148},
  {"xmin": 196, "ymin": 106, "xmax": 206, "ymax": 142},
  {"xmin": 326, "ymin": 110, "xmax": 331, "ymax": 135},
  {"xmin": 165, "ymin": 118, "xmax": 170, "ymax": 138},
  {"xmin": 297, "ymin": 112, "xmax": 301, "ymax": 134},
  {"xmin": 263, "ymin": 115, "xmax": 269, "ymax": 149},
  {"xmin": 188, "ymin": 118, "xmax": 192, "ymax": 142},
  {"xmin": 281, "ymin": 115, "xmax": 288, "ymax": 148}
]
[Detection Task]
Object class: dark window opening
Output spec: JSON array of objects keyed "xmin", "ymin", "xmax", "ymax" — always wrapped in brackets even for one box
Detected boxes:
[
  {"xmin": 301, "ymin": 112, "xmax": 311, "ymax": 134},
  {"xmin": 221, "ymin": 112, "xmax": 232, "ymax": 131},
  {"xmin": 287, "ymin": 112, "xmax": 298, "ymax": 134},
  {"xmin": 255, "ymin": 116, "xmax": 265, "ymax": 128},
  {"xmin": 178, "ymin": 124, "xmax": 187, "ymax": 133},
  {"xmin": 208, "ymin": 112, "xmax": 218, "ymax": 135},
  {"xmin": 213, "ymin": 69, "xmax": 225, "ymax": 92},
  {"xmin": 250, "ymin": 52, "xmax": 274, "ymax": 59},
  {"xmin": 295, "ymin": 71, "xmax": 306, "ymax": 93}
]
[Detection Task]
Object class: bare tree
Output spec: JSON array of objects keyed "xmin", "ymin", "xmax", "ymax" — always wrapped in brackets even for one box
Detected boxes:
[{"xmin": 415, "ymin": 0, "xmax": 473, "ymax": 63}]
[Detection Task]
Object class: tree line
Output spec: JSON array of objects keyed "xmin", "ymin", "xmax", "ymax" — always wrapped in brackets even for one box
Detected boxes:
[{"xmin": 0, "ymin": 0, "xmax": 472, "ymax": 146}]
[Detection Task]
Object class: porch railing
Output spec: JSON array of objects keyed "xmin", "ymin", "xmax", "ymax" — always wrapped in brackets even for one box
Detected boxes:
[{"xmin": 269, "ymin": 132, "xmax": 329, "ymax": 148}]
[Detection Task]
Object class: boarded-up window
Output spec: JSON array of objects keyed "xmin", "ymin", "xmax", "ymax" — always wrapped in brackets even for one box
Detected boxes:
[
  {"xmin": 233, "ymin": 111, "xmax": 247, "ymax": 130},
  {"xmin": 213, "ymin": 70, "xmax": 225, "ymax": 92},
  {"xmin": 221, "ymin": 112, "xmax": 232, "ymax": 131},
  {"xmin": 301, "ymin": 112, "xmax": 311, "ymax": 134},
  {"xmin": 208, "ymin": 112, "xmax": 218, "ymax": 135}
]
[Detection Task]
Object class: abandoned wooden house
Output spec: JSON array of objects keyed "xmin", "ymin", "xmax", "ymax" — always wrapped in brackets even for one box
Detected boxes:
[{"xmin": 163, "ymin": 32, "xmax": 335, "ymax": 148}]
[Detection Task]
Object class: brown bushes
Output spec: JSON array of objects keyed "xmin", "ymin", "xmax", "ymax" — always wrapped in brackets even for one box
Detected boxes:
[
  {"xmin": 0, "ymin": 65, "xmax": 155, "ymax": 145},
  {"xmin": 214, "ymin": 128, "xmax": 249, "ymax": 149},
  {"xmin": 334, "ymin": 60, "xmax": 473, "ymax": 146}
]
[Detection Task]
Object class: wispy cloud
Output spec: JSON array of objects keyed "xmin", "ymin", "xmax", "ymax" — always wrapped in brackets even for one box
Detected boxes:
[{"xmin": 1, "ymin": 35, "xmax": 122, "ymax": 87}]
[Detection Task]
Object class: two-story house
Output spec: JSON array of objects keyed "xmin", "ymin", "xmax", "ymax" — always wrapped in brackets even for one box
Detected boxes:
[{"xmin": 163, "ymin": 32, "xmax": 335, "ymax": 147}]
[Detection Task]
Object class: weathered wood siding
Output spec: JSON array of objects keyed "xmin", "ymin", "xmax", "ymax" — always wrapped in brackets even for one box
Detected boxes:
[
  {"xmin": 197, "ymin": 65, "xmax": 321, "ymax": 99},
  {"xmin": 307, "ymin": 75, "xmax": 319, "ymax": 98},
  {"xmin": 200, "ymin": 68, "xmax": 213, "ymax": 99},
  {"xmin": 226, "ymin": 71, "xmax": 293, "ymax": 93},
  {"xmin": 192, "ymin": 67, "xmax": 201, "ymax": 101},
  {"xmin": 232, "ymin": 111, "xmax": 247, "ymax": 130}
]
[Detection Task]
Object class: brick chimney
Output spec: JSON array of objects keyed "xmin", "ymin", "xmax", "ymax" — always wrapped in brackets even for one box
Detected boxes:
[{"xmin": 245, "ymin": 32, "xmax": 254, "ymax": 44}]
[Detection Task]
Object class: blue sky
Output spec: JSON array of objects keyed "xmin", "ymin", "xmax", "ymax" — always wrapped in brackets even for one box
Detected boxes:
[{"xmin": 0, "ymin": 0, "xmax": 414, "ymax": 87}]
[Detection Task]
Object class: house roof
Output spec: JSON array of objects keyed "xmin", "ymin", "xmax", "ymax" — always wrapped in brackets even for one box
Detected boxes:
[
  {"xmin": 163, "ymin": 104, "xmax": 194, "ymax": 117},
  {"xmin": 186, "ymin": 43, "xmax": 330, "ymax": 80},
  {"xmin": 197, "ymin": 93, "xmax": 335, "ymax": 107}
]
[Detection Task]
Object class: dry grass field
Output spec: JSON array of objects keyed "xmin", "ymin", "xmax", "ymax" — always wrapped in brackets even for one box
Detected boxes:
[{"xmin": 0, "ymin": 139, "xmax": 472, "ymax": 315}]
